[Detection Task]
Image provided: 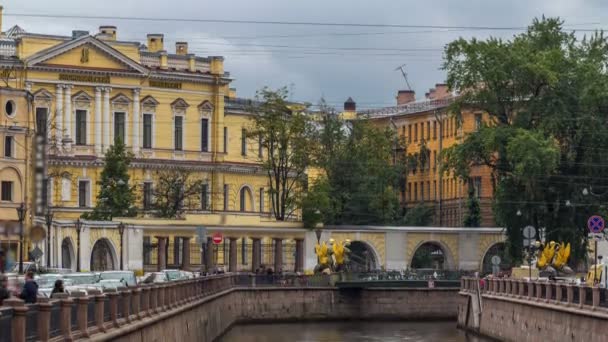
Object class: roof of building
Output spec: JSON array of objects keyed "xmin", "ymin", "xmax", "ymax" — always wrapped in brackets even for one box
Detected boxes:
[{"xmin": 362, "ymin": 97, "xmax": 456, "ymax": 119}]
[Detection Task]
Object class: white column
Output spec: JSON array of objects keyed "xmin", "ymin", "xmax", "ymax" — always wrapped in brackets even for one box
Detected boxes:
[
  {"xmin": 132, "ymin": 89, "xmax": 140, "ymax": 154},
  {"xmin": 94, "ymin": 87, "xmax": 102, "ymax": 155},
  {"xmin": 64, "ymin": 85, "xmax": 73, "ymax": 145},
  {"xmin": 55, "ymin": 84, "xmax": 64, "ymax": 143},
  {"xmin": 103, "ymin": 87, "xmax": 111, "ymax": 150}
]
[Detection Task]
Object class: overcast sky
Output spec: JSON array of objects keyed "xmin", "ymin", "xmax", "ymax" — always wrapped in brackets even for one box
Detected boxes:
[{"xmin": 2, "ymin": 0, "xmax": 607, "ymax": 110}]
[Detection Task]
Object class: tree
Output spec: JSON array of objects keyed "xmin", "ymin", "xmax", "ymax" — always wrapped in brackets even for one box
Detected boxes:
[
  {"xmin": 442, "ymin": 17, "xmax": 608, "ymax": 264},
  {"xmin": 463, "ymin": 190, "xmax": 481, "ymax": 227},
  {"xmin": 301, "ymin": 177, "xmax": 331, "ymax": 229},
  {"xmin": 248, "ymin": 87, "xmax": 314, "ymax": 221},
  {"xmin": 312, "ymin": 111, "xmax": 406, "ymax": 225},
  {"xmin": 402, "ymin": 203, "xmax": 434, "ymax": 226},
  {"xmin": 82, "ymin": 138, "xmax": 136, "ymax": 220},
  {"xmin": 152, "ymin": 168, "xmax": 205, "ymax": 219}
]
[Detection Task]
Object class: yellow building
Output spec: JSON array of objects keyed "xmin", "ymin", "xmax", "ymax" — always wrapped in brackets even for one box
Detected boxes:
[
  {"xmin": 357, "ymin": 84, "xmax": 495, "ymax": 227},
  {"xmin": 0, "ymin": 10, "xmax": 306, "ymax": 274}
]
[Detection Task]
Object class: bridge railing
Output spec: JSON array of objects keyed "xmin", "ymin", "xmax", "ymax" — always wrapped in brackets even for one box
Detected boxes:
[{"xmin": 461, "ymin": 277, "xmax": 608, "ymax": 311}]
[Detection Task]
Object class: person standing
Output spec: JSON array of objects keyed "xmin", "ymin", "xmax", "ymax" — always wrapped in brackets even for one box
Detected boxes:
[
  {"xmin": 50, "ymin": 279, "xmax": 64, "ymax": 298},
  {"xmin": 0, "ymin": 274, "xmax": 10, "ymax": 305},
  {"xmin": 19, "ymin": 271, "xmax": 38, "ymax": 304}
]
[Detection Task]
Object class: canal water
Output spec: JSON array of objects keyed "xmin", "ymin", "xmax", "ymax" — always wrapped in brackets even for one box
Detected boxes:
[{"xmin": 219, "ymin": 321, "xmax": 489, "ymax": 342}]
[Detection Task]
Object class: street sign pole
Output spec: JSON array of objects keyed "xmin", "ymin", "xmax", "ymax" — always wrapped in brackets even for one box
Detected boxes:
[{"xmin": 587, "ymin": 215, "xmax": 605, "ymax": 284}]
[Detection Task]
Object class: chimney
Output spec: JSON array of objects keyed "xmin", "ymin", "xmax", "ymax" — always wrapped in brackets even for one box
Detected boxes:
[
  {"xmin": 147, "ymin": 34, "xmax": 164, "ymax": 53},
  {"xmin": 176, "ymin": 42, "xmax": 188, "ymax": 55},
  {"xmin": 98, "ymin": 26, "xmax": 117, "ymax": 41},
  {"xmin": 344, "ymin": 97, "xmax": 356, "ymax": 111},
  {"xmin": 434, "ymin": 83, "xmax": 450, "ymax": 99},
  {"xmin": 396, "ymin": 90, "xmax": 416, "ymax": 105},
  {"xmin": 72, "ymin": 30, "xmax": 89, "ymax": 39},
  {"xmin": 428, "ymin": 88, "xmax": 436, "ymax": 100}
]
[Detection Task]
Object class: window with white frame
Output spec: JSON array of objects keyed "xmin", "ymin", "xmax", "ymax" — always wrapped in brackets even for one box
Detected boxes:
[
  {"xmin": 78, "ymin": 180, "xmax": 90, "ymax": 207},
  {"xmin": 4, "ymin": 136, "xmax": 13, "ymax": 158},
  {"xmin": 1, "ymin": 181, "xmax": 13, "ymax": 201},
  {"xmin": 174, "ymin": 116, "xmax": 183, "ymax": 151},
  {"xmin": 75, "ymin": 110, "xmax": 87, "ymax": 145},
  {"xmin": 143, "ymin": 114, "xmax": 153, "ymax": 149}
]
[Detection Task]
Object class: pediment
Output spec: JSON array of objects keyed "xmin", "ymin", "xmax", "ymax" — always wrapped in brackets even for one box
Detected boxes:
[
  {"xmin": 171, "ymin": 98, "xmax": 190, "ymax": 109},
  {"xmin": 25, "ymin": 36, "xmax": 148, "ymax": 74},
  {"xmin": 141, "ymin": 95, "xmax": 159, "ymax": 107},
  {"xmin": 33, "ymin": 88, "xmax": 54, "ymax": 102},
  {"xmin": 111, "ymin": 93, "xmax": 131, "ymax": 105},
  {"xmin": 198, "ymin": 100, "xmax": 214, "ymax": 113},
  {"xmin": 72, "ymin": 90, "xmax": 92, "ymax": 102}
]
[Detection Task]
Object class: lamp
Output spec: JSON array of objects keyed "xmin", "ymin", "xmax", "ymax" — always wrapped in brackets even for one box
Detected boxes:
[
  {"xmin": 45, "ymin": 208, "xmax": 54, "ymax": 268},
  {"xmin": 75, "ymin": 219, "xmax": 83, "ymax": 272},
  {"xmin": 16, "ymin": 203, "xmax": 26, "ymax": 274},
  {"xmin": 118, "ymin": 222, "xmax": 126, "ymax": 270}
]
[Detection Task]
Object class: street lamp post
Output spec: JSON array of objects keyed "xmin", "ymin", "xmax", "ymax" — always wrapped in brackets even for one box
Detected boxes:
[
  {"xmin": 45, "ymin": 208, "xmax": 54, "ymax": 268},
  {"xmin": 75, "ymin": 219, "xmax": 83, "ymax": 272},
  {"xmin": 118, "ymin": 222, "xmax": 125, "ymax": 270},
  {"xmin": 16, "ymin": 203, "xmax": 27, "ymax": 274}
]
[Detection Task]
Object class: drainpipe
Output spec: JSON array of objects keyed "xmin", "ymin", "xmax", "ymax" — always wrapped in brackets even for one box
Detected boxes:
[{"xmin": 434, "ymin": 109, "xmax": 443, "ymax": 226}]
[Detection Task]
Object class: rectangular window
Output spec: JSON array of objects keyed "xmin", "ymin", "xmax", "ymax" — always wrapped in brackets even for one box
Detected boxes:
[
  {"xmin": 223, "ymin": 184, "xmax": 229, "ymax": 211},
  {"xmin": 433, "ymin": 121, "xmax": 437, "ymax": 139},
  {"xmin": 36, "ymin": 108, "xmax": 48, "ymax": 136},
  {"xmin": 143, "ymin": 114, "xmax": 153, "ymax": 149},
  {"xmin": 201, "ymin": 118, "xmax": 209, "ymax": 152},
  {"xmin": 470, "ymin": 177, "xmax": 482, "ymax": 198},
  {"xmin": 433, "ymin": 150, "xmax": 437, "ymax": 170},
  {"xmin": 201, "ymin": 183, "xmax": 209, "ymax": 210},
  {"xmin": 420, "ymin": 181, "xmax": 425, "ymax": 201},
  {"xmin": 114, "ymin": 112, "xmax": 125, "ymax": 143},
  {"xmin": 408, "ymin": 125, "xmax": 412, "ymax": 143},
  {"xmin": 427, "ymin": 122, "xmax": 431, "ymax": 141},
  {"xmin": 75, "ymin": 110, "xmax": 87, "ymax": 145},
  {"xmin": 78, "ymin": 180, "xmax": 89, "ymax": 207},
  {"xmin": 241, "ymin": 239, "xmax": 248, "ymax": 265},
  {"xmin": 475, "ymin": 114, "xmax": 482, "ymax": 131},
  {"xmin": 427, "ymin": 181, "xmax": 431, "ymax": 202},
  {"xmin": 414, "ymin": 124, "xmax": 418, "ymax": 142},
  {"xmin": 174, "ymin": 116, "xmax": 183, "ymax": 151},
  {"xmin": 259, "ymin": 188, "xmax": 264, "ymax": 212},
  {"xmin": 433, "ymin": 180, "xmax": 437, "ymax": 200},
  {"xmin": 414, "ymin": 183, "xmax": 418, "ymax": 201},
  {"xmin": 143, "ymin": 237, "xmax": 151, "ymax": 265},
  {"xmin": 241, "ymin": 128, "xmax": 247, "ymax": 156},
  {"xmin": 1, "ymin": 181, "xmax": 12, "ymax": 201},
  {"xmin": 258, "ymin": 134, "xmax": 263, "ymax": 158},
  {"xmin": 4, "ymin": 136, "xmax": 13, "ymax": 157},
  {"xmin": 223, "ymin": 127, "xmax": 228, "ymax": 153},
  {"xmin": 143, "ymin": 182, "xmax": 153, "ymax": 210}
]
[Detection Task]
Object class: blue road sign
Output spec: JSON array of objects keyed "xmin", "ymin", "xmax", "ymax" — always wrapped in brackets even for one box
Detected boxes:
[{"xmin": 588, "ymin": 215, "xmax": 605, "ymax": 234}]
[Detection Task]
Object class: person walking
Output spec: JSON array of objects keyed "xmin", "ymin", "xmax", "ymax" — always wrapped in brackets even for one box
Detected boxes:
[
  {"xmin": 0, "ymin": 274, "xmax": 10, "ymax": 305},
  {"xmin": 50, "ymin": 279, "xmax": 64, "ymax": 298},
  {"xmin": 19, "ymin": 271, "xmax": 38, "ymax": 304}
]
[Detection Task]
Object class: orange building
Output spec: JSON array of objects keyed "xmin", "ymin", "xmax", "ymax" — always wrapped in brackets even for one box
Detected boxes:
[{"xmin": 356, "ymin": 84, "xmax": 495, "ymax": 227}]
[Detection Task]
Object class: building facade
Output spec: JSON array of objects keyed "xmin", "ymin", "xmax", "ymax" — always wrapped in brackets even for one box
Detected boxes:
[
  {"xmin": 0, "ymin": 12, "xmax": 306, "ymax": 274},
  {"xmin": 357, "ymin": 84, "xmax": 495, "ymax": 227}
]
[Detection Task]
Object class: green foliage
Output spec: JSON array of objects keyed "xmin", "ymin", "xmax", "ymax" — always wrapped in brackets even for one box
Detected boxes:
[
  {"xmin": 152, "ymin": 168, "xmax": 205, "ymax": 219},
  {"xmin": 313, "ymin": 111, "xmax": 405, "ymax": 225},
  {"xmin": 302, "ymin": 177, "xmax": 331, "ymax": 229},
  {"xmin": 463, "ymin": 191, "xmax": 481, "ymax": 227},
  {"xmin": 402, "ymin": 203, "xmax": 434, "ymax": 226},
  {"xmin": 248, "ymin": 87, "xmax": 314, "ymax": 221},
  {"xmin": 442, "ymin": 17, "xmax": 608, "ymax": 263},
  {"xmin": 82, "ymin": 138, "xmax": 136, "ymax": 220}
]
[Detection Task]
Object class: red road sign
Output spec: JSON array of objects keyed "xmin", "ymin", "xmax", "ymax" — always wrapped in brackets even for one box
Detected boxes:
[
  {"xmin": 212, "ymin": 232, "xmax": 223, "ymax": 245},
  {"xmin": 588, "ymin": 215, "xmax": 605, "ymax": 234}
]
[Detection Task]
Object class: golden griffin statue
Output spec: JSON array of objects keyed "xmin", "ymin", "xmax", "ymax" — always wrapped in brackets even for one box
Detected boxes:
[
  {"xmin": 536, "ymin": 241, "xmax": 573, "ymax": 276},
  {"xmin": 314, "ymin": 239, "xmax": 351, "ymax": 274}
]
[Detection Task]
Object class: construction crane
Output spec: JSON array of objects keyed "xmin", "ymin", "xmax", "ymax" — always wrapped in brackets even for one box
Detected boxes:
[{"xmin": 394, "ymin": 64, "xmax": 412, "ymax": 91}]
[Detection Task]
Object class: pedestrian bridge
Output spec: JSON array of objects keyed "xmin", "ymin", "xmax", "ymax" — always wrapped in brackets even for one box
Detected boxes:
[{"xmin": 309, "ymin": 226, "xmax": 505, "ymax": 273}]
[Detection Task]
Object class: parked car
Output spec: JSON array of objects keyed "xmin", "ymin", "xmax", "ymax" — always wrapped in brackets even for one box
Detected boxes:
[
  {"xmin": 36, "ymin": 274, "xmax": 65, "ymax": 298},
  {"xmin": 63, "ymin": 273, "xmax": 100, "ymax": 295},
  {"xmin": 140, "ymin": 272, "xmax": 169, "ymax": 284},
  {"xmin": 162, "ymin": 269, "xmax": 184, "ymax": 281},
  {"xmin": 180, "ymin": 271, "xmax": 195, "ymax": 279},
  {"xmin": 99, "ymin": 271, "xmax": 137, "ymax": 287},
  {"xmin": 97, "ymin": 279, "xmax": 124, "ymax": 291}
]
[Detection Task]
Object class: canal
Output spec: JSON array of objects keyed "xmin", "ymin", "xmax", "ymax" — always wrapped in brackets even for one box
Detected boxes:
[{"xmin": 219, "ymin": 321, "xmax": 490, "ymax": 341}]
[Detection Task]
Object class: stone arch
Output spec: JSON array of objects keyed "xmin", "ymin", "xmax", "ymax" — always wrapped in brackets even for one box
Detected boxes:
[
  {"xmin": 238, "ymin": 184, "xmax": 255, "ymax": 212},
  {"xmin": 0, "ymin": 166, "xmax": 23, "ymax": 202},
  {"xmin": 347, "ymin": 240, "xmax": 380, "ymax": 271},
  {"xmin": 409, "ymin": 240, "xmax": 456, "ymax": 270},
  {"xmin": 60, "ymin": 237, "xmax": 76, "ymax": 271},
  {"xmin": 90, "ymin": 238, "xmax": 118, "ymax": 271},
  {"xmin": 480, "ymin": 242, "xmax": 510, "ymax": 275}
]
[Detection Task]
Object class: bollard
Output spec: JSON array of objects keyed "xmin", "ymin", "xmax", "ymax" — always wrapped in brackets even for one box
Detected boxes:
[
  {"xmin": 5, "ymin": 298, "xmax": 27, "ymax": 342},
  {"xmin": 105, "ymin": 290, "xmax": 120, "ymax": 328},
  {"xmin": 593, "ymin": 286, "xmax": 600, "ymax": 309},
  {"xmin": 91, "ymin": 290, "xmax": 106, "ymax": 333},
  {"xmin": 37, "ymin": 298, "xmax": 52, "ymax": 342},
  {"xmin": 60, "ymin": 297, "xmax": 74, "ymax": 341},
  {"xmin": 566, "ymin": 285, "xmax": 574, "ymax": 306},
  {"xmin": 73, "ymin": 292, "xmax": 90, "ymax": 338}
]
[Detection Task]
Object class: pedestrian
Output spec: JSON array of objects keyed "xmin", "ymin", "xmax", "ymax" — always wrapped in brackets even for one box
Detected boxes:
[
  {"xmin": 0, "ymin": 274, "xmax": 10, "ymax": 305},
  {"xmin": 50, "ymin": 279, "xmax": 64, "ymax": 298},
  {"xmin": 19, "ymin": 271, "xmax": 38, "ymax": 304}
]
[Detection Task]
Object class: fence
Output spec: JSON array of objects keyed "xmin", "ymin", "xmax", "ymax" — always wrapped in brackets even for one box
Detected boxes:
[{"xmin": 461, "ymin": 277, "xmax": 608, "ymax": 309}]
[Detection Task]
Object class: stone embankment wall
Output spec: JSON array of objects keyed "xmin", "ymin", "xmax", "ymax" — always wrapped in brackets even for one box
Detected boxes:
[
  {"xmin": 107, "ymin": 288, "xmax": 459, "ymax": 342},
  {"xmin": 458, "ymin": 277, "xmax": 608, "ymax": 342}
]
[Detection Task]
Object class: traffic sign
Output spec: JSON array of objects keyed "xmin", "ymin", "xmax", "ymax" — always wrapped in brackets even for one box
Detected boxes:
[
  {"xmin": 523, "ymin": 225, "xmax": 536, "ymax": 239},
  {"xmin": 212, "ymin": 232, "xmax": 223, "ymax": 245},
  {"xmin": 588, "ymin": 215, "xmax": 605, "ymax": 234},
  {"xmin": 196, "ymin": 226, "xmax": 207, "ymax": 244},
  {"xmin": 491, "ymin": 255, "xmax": 501, "ymax": 266}
]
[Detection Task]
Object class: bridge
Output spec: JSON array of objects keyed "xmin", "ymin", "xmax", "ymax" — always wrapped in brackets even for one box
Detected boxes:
[{"xmin": 309, "ymin": 226, "xmax": 505, "ymax": 273}]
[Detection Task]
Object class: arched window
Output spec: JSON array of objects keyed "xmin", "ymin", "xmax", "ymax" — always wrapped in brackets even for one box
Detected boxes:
[{"xmin": 239, "ymin": 186, "xmax": 253, "ymax": 212}]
